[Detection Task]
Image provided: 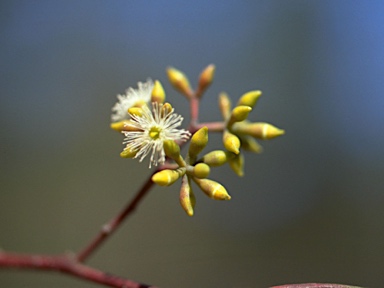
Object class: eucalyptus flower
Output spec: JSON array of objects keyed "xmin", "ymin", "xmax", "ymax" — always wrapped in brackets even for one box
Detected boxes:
[{"xmin": 122, "ymin": 102, "xmax": 190, "ymax": 168}]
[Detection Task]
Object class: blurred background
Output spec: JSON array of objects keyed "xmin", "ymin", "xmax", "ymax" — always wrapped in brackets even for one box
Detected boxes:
[{"xmin": 1, "ymin": 1, "xmax": 384, "ymax": 287}]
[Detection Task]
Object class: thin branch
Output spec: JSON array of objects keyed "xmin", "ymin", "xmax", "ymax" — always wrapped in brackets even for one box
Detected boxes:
[
  {"xmin": 271, "ymin": 284, "xmax": 361, "ymax": 288},
  {"xmin": 0, "ymin": 252, "xmax": 156, "ymax": 288},
  {"xmin": 76, "ymin": 173, "xmax": 155, "ymax": 263}
]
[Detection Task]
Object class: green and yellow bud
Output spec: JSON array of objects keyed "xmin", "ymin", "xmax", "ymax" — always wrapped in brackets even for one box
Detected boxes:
[
  {"xmin": 163, "ymin": 140, "xmax": 185, "ymax": 167},
  {"xmin": 128, "ymin": 107, "xmax": 143, "ymax": 117},
  {"xmin": 227, "ymin": 105, "xmax": 252, "ymax": 128},
  {"xmin": 193, "ymin": 163, "xmax": 210, "ymax": 179},
  {"xmin": 111, "ymin": 120, "xmax": 141, "ymax": 132},
  {"xmin": 218, "ymin": 92, "xmax": 232, "ymax": 119},
  {"xmin": 110, "ymin": 120, "xmax": 128, "ymax": 132},
  {"xmin": 152, "ymin": 168, "xmax": 185, "ymax": 186},
  {"xmin": 201, "ymin": 150, "xmax": 231, "ymax": 167},
  {"xmin": 180, "ymin": 176, "xmax": 195, "ymax": 216},
  {"xmin": 188, "ymin": 127, "xmax": 208, "ymax": 161},
  {"xmin": 237, "ymin": 90, "xmax": 262, "ymax": 108},
  {"xmin": 161, "ymin": 102, "xmax": 173, "ymax": 114},
  {"xmin": 166, "ymin": 66, "xmax": 192, "ymax": 97},
  {"xmin": 120, "ymin": 147, "xmax": 138, "ymax": 158},
  {"xmin": 228, "ymin": 153, "xmax": 244, "ymax": 177},
  {"xmin": 223, "ymin": 130, "xmax": 240, "ymax": 154},
  {"xmin": 193, "ymin": 178, "xmax": 231, "ymax": 200},
  {"xmin": 240, "ymin": 136, "xmax": 263, "ymax": 153},
  {"xmin": 197, "ymin": 64, "xmax": 215, "ymax": 97},
  {"xmin": 151, "ymin": 80, "xmax": 166, "ymax": 103},
  {"xmin": 233, "ymin": 122, "xmax": 285, "ymax": 139}
]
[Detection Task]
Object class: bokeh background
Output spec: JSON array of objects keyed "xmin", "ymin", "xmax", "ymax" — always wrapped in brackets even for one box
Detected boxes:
[{"xmin": 1, "ymin": 1, "xmax": 384, "ymax": 287}]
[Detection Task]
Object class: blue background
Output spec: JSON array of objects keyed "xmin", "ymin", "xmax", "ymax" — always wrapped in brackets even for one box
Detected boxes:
[{"xmin": 1, "ymin": 1, "xmax": 384, "ymax": 287}]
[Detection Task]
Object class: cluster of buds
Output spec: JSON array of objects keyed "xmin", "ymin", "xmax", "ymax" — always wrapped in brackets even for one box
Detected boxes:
[{"xmin": 110, "ymin": 64, "xmax": 284, "ymax": 216}]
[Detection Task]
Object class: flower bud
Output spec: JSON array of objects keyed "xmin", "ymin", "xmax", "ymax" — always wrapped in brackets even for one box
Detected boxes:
[
  {"xmin": 128, "ymin": 107, "xmax": 143, "ymax": 117},
  {"xmin": 163, "ymin": 139, "xmax": 180, "ymax": 160},
  {"xmin": 166, "ymin": 67, "xmax": 192, "ymax": 97},
  {"xmin": 197, "ymin": 64, "xmax": 215, "ymax": 97},
  {"xmin": 218, "ymin": 92, "xmax": 231, "ymax": 119},
  {"xmin": 237, "ymin": 90, "xmax": 262, "ymax": 108},
  {"xmin": 163, "ymin": 140, "xmax": 186, "ymax": 167},
  {"xmin": 180, "ymin": 176, "xmax": 195, "ymax": 216},
  {"xmin": 120, "ymin": 147, "xmax": 138, "ymax": 158},
  {"xmin": 240, "ymin": 136, "xmax": 263, "ymax": 153},
  {"xmin": 228, "ymin": 153, "xmax": 244, "ymax": 177},
  {"xmin": 152, "ymin": 168, "xmax": 185, "ymax": 186},
  {"xmin": 111, "ymin": 120, "xmax": 141, "ymax": 132},
  {"xmin": 227, "ymin": 105, "xmax": 252, "ymax": 128},
  {"xmin": 193, "ymin": 163, "xmax": 210, "ymax": 179},
  {"xmin": 233, "ymin": 122, "xmax": 285, "ymax": 139},
  {"xmin": 201, "ymin": 150, "xmax": 231, "ymax": 167},
  {"xmin": 193, "ymin": 178, "xmax": 231, "ymax": 200},
  {"xmin": 223, "ymin": 130, "xmax": 240, "ymax": 154},
  {"xmin": 189, "ymin": 127, "xmax": 208, "ymax": 161},
  {"xmin": 161, "ymin": 102, "xmax": 173, "ymax": 117},
  {"xmin": 110, "ymin": 120, "xmax": 128, "ymax": 132},
  {"xmin": 151, "ymin": 80, "xmax": 166, "ymax": 103}
]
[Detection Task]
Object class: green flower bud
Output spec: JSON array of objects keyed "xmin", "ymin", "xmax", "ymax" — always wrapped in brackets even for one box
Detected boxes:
[
  {"xmin": 240, "ymin": 136, "xmax": 263, "ymax": 153},
  {"xmin": 193, "ymin": 178, "xmax": 231, "ymax": 200},
  {"xmin": 180, "ymin": 176, "xmax": 195, "ymax": 216},
  {"xmin": 189, "ymin": 127, "xmax": 208, "ymax": 161},
  {"xmin": 227, "ymin": 105, "xmax": 252, "ymax": 128},
  {"xmin": 152, "ymin": 168, "xmax": 185, "ymax": 186},
  {"xmin": 128, "ymin": 107, "xmax": 144, "ymax": 117},
  {"xmin": 166, "ymin": 67, "xmax": 192, "ymax": 97},
  {"xmin": 237, "ymin": 90, "xmax": 262, "ymax": 108},
  {"xmin": 223, "ymin": 130, "xmax": 240, "ymax": 154},
  {"xmin": 120, "ymin": 147, "xmax": 138, "ymax": 158},
  {"xmin": 151, "ymin": 80, "xmax": 166, "ymax": 103},
  {"xmin": 193, "ymin": 163, "xmax": 210, "ymax": 179},
  {"xmin": 201, "ymin": 150, "xmax": 231, "ymax": 167},
  {"xmin": 197, "ymin": 64, "xmax": 215, "ymax": 97},
  {"xmin": 233, "ymin": 122, "xmax": 285, "ymax": 139},
  {"xmin": 218, "ymin": 92, "xmax": 232, "ymax": 119},
  {"xmin": 228, "ymin": 153, "xmax": 244, "ymax": 177}
]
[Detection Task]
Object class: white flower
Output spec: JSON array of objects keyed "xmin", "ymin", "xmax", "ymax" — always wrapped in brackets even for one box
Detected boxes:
[
  {"xmin": 111, "ymin": 79, "xmax": 154, "ymax": 122},
  {"xmin": 122, "ymin": 102, "xmax": 191, "ymax": 168}
]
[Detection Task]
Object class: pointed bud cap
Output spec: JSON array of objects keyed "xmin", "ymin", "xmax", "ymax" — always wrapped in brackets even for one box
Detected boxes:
[
  {"xmin": 227, "ymin": 105, "xmax": 252, "ymax": 128},
  {"xmin": 223, "ymin": 130, "xmax": 240, "ymax": 154},
  {"xmin": 120, "ymin": 147, "xmax": 138, "ymax": 158},
  {"xmin": 233, "ymin": 122, "xmax": 285, "ymax": 139},
  {"xmin": 188, "ymin": 127, "xmax": 209, "ymax": 161},
  {"xmin": 180, "ymin": 176, "xmax": 195, "ymax": 216},
  {"xmin": 218, "ymin": 92, "xmax": 232, "ymax": 119},
  {"xmin": 240, "ymin": 136, "xmax": 263, "ymax": 153},
  {"xmin": 166, "ymin": 67, "xmax": 192, "ymax": 97},
  {"xmin": 128, "ymin": 107, "xmax": 144, "ymax": 117},
  {"xmin": 151, "ymin": 80, "xmax": 166, "ymax": 103},
  {"xmin": 201, "ymin": 150, "xmax": 231, "ymax": 167},
  {"xmin": 197, "ymin": 64, "xmax": 215, "ymax": 97},
  {"xmin": 152, "ymin": 168, "xmax": 185, "ymax": 186},
  {"xmin": 163, "ymin": 140, "xmax": 181, "ymax": 161},
  {"xmin": 193, "ymin": 178, "xmax": 231, "ymax": 200},
  {"xmin": 237, "ymin": 90, "xmax": 262, "ymax": 108},
  {"xmin": 228, "ymin": 153, "xmax": 244, "ymax": 177},
  {"xmin": 111, "ymin": 120, "xmax": 141, "ymax": 132},
  {"xmin": 111, "ymin": 120, "xmax": 128, "ymax": 132},
  {"xmin": 193, "ymin": 163, "xmax": 210, "ymax": 179}
]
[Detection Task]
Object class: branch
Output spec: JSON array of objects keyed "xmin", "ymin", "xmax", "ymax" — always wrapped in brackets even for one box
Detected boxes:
[
  {"xmin": 76, "ymin": 173, "xmax": 155, "ymax": 263},
  {"xmin": 0, "ymin": 252, "xmax": 156, "ymax": 288},
  {"xmin": 271, "ymin": 284, "xmax": 361, "ymax": 288}
]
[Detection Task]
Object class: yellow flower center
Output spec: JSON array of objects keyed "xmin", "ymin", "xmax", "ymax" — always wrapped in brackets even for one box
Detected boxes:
[{"xmin": 149, "ymin": 126, "xmax": 162, "ymax": 140}]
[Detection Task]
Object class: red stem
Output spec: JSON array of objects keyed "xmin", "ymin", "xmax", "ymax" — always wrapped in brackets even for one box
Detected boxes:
[
  {"xmin": 76, "ymin": 173, "xmax": 155, "ymax": 263},
  {"xmin": 271, "ymin": 284, "xmax": 360, "ymax": 288},
  {"xmin": 0, "ymin": 252, "xmax": 155, "ymax": 288}
]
